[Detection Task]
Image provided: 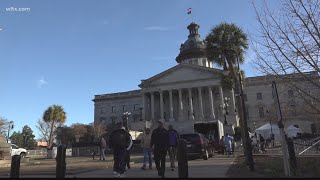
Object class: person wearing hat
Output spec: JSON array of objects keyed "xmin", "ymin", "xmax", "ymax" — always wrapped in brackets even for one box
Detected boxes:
[
  {"xmin": 140, "ymin": 127, "xmax": 152, "ymax": 170},
  {"xmin": 150, "ymin": 119, "xmax": 169, "ymax": 178}
]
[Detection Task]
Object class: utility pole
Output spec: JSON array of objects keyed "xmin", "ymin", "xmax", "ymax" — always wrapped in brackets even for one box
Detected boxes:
[{"xmin": 272, "ymin": 81, "xmax": 290, "ymax": 176}]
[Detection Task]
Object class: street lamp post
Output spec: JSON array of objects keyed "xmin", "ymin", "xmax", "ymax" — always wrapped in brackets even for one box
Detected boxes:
[
  {"xmin": 7, "ymin": 121, "xmax": 14, "ymax": 143},
  {"xmin": 123, "ymin": 112, "xmax": 131, "ymax": 132},
  {"xmin": 223, "ymin": 97, "xmax": 230, "ymax": 125}
]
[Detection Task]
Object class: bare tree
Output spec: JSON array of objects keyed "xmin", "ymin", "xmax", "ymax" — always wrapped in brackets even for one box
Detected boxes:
[
  {"xmin": 251, "ymin": 0, "xmax": 320, "ymax": 115},
  {"xmin": 36, "ymin": 119, "xmax": 50, "ymax": 143},
  {"xmin": 71, "ymin": 123, "xmax": 88, "ymax": 142},
  {"xmin": 0, "ymin": 116, "xmax": 9, "ymax": 135},
  {"xmin": 93, "ymin": 121, "xmax": 107, "ymax": 139}
]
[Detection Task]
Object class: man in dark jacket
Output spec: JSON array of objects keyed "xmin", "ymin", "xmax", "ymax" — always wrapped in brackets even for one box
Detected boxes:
[
  {"xmin": 109, "ymin": 122, "xmax": 133, "ymax": 178},
  {"xmin": 168, "ymin": 125, "xmax": 178, "ymax": 171},
  {"xmin": 151, "ymin": 119, "xmax": 169, "ymax": 178}
]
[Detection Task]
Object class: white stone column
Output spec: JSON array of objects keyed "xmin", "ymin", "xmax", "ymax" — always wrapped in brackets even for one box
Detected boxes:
[
  {"xmin": 169, "ymin": 90, "xmax": 175, "ymax": 121},
  {"xmin": 142, "ymin": 93, "xmax": 146, "ymax": 121},
  {"xmin": 188, "ymin": 88, "xmax": 194, "ymax": 120},
  {"xmin": 230, "ymin": 88, "xmax": 236, "ymax": 114},
  {"xmin": 178, "ymin": 89, "xmax": 184, "ymax": 121},
  {"xmin": 198, "ymin": 87, "xmax": 204, "ymax": 120},
  {"xmin": 151, "ymin": 92, "xmax": 155, "ymax": 121},
  {"xmin": 160, "ymin": 90, "xmax": 164, "ymax": 120},
  {"xmin": 208, "ymin": 86, "xmax": 215, "ymax": 119},
  {"xmin": 219, "ymin": 86, "xmax": 224, "ymax": 115}
]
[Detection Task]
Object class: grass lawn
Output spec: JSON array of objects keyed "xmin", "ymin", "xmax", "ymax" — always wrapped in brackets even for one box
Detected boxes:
[{"xmin": 226, "ymin": 155, "xmax": 320, "ymax": 178}]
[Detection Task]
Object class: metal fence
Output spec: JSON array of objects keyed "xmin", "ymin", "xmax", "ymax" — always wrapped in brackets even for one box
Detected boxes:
[
  {"xmin": 26, "ymin": 149, "xmax": 47, "ymax": 157},
  {"xmin": 293, "ymin": 136, "xmax": 320, "ymax": 156}
]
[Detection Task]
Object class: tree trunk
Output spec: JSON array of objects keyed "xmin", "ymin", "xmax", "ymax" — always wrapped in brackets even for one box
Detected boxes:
[
  {"xmin": 226, "ymin": 57, "xmax": 249, "ymax": 164},
  {"xmin": 48, "ymin": 121, "xmax": 55, "ymax": 150}
]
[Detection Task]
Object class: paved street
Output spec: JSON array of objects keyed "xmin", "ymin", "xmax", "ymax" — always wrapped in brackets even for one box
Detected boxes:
[
  {"xmin": 0, "ymin": 155, "xmax": 235, "ymax": 178},
  {"xmin": 68, "ymin": 157, "xmax": 235, "ymax": 178}
]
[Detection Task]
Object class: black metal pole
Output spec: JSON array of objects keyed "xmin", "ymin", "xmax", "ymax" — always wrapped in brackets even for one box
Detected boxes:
[
  {"xmin": 237, "ymin": 55, "xmax": 254, "ymax": 171},
  {"xmin": 56, "ymin": 144, "xmax": 67, "ymax": 178},
  {"xmin": 177, "ymin": 139, "xmax": 188, "ymax": 178},
  {"xmin": 287, "ymin": 138, "xmax": 297, "ymax": 176},
  {"xmin": 10, "ymin": 155, "xmax": 21, "ymax": 178}
]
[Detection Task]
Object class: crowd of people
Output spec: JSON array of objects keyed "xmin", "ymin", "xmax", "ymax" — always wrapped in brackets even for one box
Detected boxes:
[
  {"xmin": 250, "ymin": 133, "xmax": 275, "ymax": 154},
  {"xmin": 100, "ymin": 119, "xmax": 179, "ymax": 178},
  {"xmin": 219, "ymin": 133, "xmax": 235, "ymax": 157}
]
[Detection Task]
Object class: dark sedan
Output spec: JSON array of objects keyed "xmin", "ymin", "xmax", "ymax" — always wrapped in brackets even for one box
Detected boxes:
[{"xmin": 180, "ymin": 133, "xmax": 214, "ymax": 160}]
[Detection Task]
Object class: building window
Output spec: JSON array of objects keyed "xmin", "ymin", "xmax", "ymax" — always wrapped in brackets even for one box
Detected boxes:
[
  {"xmin": 215, "ymin": 93, "xmax": 220, "ymax": 100},
  {"xmin": 246, "ymin": 108, "xmax": 249, "ymax": 119},
  {"xmin": 134, "ymin": 104, "xmax": 140, "ymax": 111},
  {"xmin": 257, "ymin": 93, "xmax": 262, "ymax": 100},
  {"xmin": 290, "ymin": 104, "xmax": 296, "ymax": 116},
  {"xmin": 99, "ymin": 117, "xmax": 106, "ymax": 122},
  {"xmin": 100, "ymin": 107, "xmax": 105, "ymax": 114},
  {"xmin": 112, "ymin": 106, "xmax": 116, "ymax": 113},
  {"xmin": 259, "ymin": 107, "xmax": 265, "ymax": 118},
  {"xmin": 243, "ymin": 94, "xmax": 248, "ymax": 101},
  {"xmin": 123, "ymin": 105, "xmax": 127, "ymax": 112},
  {"xmin": 288, "ymin": 90, "xmax": 294, "ymax": 97},
  {"xmin": 133, "ymin": 114, "xmax": 139, "ymax": 122}
]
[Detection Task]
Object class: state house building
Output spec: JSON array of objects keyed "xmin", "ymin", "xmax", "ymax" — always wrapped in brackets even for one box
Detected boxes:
[{"xmin": 93, "ymin": 22, "xmax": 320, "ymax": 139}]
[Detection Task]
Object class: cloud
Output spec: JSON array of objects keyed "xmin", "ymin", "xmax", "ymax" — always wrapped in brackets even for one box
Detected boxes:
[
  {"xmin": 144, "ymin": 26, "xmax": 170, "ymax": 31},
  {"xmin": 0, "ymin": 28, "xmax": 3, "ymax": 31},
  {"xmin": 37, "ymin": 77, "xmax": 48, "ymax": 88}
]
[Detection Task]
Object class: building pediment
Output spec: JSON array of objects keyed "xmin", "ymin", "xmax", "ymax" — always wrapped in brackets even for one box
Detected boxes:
[{"xmin": 139, "ymin": 64, "xmax": 222, "ymax": 88}]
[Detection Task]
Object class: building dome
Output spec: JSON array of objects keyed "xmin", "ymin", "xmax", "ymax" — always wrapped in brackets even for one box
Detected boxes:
[{"xmin": 176, "ymin": 22, "xmax": 207, "ymax": 64}]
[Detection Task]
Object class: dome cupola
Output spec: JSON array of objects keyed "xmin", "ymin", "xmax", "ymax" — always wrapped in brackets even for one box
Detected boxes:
[{"xmin": 176, "ymin": 22, "xmax": 212, "ymax": 67}]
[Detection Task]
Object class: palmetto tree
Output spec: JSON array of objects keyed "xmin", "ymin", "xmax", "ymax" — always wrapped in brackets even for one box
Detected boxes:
[
  {"xmin": 205, "ymin": 23, "xmax": 254, "ymax": 171},
  {"xmin": 43, "ymin": 105, "xmax": 67, "ymax": 149},
  {"xmin": 205, "ymin": 22, "xmax": 248, "ymax": 82}
]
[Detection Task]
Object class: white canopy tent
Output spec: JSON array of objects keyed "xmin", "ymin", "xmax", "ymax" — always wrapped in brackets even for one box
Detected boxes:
[
  {"xmin": 255, "ymin": 123, "xmax": 281, "ymax": 139},
  {"xmin": 286, "ymin": 125, "xmax": 302, "ymax": 138}
]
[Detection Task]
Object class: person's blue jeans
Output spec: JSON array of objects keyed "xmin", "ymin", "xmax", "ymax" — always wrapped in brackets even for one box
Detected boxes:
[
  {"xmin": 113, "ymin": 149, "xmax": 126, "ymax": 174},
  {"xmin": 100, "ymin": 148, "xmax": 106, "ymax": 160},
  {"xmin": 143, "ymin": 148, "xmax": 152, "ymax": 167}
]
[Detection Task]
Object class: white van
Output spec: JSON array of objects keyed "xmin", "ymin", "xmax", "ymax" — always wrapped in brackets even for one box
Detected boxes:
[{"xmin": 11, "ymin": 144, "xmax": 27, "ymax": 158}]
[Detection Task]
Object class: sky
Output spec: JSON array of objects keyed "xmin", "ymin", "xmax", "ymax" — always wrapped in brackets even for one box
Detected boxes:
[{"xmin": 0, "ymin": 0, "xmax": 276, "ymax": 139}]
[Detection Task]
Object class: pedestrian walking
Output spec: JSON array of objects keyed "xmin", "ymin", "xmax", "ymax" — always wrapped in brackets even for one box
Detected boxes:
[
  {"xmin": 99, "ymin": 136, "xmax": 107, "ymax": 161},
  {"xmin": 168, "ymin": 125, "xmax": 179, "ymax": 171},
  {"xmin": 125, "ymin": 133, "xmax": 133, "ymax": 170},
  {"xmin": 220, "ymin": 136, "xmax": 225, "ymax": 155},
  {"xmin": 109, "ymin": 122, "xmax": 133, "ymax": 178},
  {"xmin": 151, "ymin": 119, "xmax": 169, "ymax": 178},
  {"xmin": 141, "ymin": 128, "xmax": 153, "ymax": 170},
  {"xmin": 259, "ymin": 134, "xmax": 266, "ymax": 153},
  {"xmin": 224, "ymin": 133, "xmax": 234, "ymax": 157}
]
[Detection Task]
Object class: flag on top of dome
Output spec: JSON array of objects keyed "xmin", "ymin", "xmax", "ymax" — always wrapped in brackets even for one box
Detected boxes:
[{"xmin": 187, "ymin": 8, "xmax": 192, "ymax": 14}]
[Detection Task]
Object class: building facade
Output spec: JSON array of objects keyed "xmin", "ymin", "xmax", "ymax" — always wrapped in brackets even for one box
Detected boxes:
[{"xmin": 93, "ymin": 22, "xmax": 320, "ymax": 138}]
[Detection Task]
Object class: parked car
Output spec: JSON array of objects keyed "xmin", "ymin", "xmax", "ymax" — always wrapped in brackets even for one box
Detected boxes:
[
  {"xmin": 180, "ymin": 133, "xmax": 214, "ymax": 160},
  {"xmin": 11, "ymin": 144, "xmax": 27, "ymax": 158},
  {"xmin": 210, "ymin": 138, "xmax": 225, "ymax": 154}
]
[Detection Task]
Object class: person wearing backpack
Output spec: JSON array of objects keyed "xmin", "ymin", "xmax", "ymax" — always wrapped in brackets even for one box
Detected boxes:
[
  {"xmin": 109, "ymin": 122, "xmax": 133, "ymax": 178},
  {"xmin": 151, "ymin": 119, "xmax": 169, "ymax": 178}
]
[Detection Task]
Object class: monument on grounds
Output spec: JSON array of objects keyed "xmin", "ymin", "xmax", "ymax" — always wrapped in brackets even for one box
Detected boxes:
[{"xmin": 0, "ymin": 134, "xmax": 11, "ymax": 160}]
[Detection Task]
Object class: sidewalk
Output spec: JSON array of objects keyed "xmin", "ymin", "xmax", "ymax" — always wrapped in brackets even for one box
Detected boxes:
[
  {"xmin": 68, "ymin": 157, "xmax": 235, "ymax": 178},
  {"xmin": 1, "ymin": 154, "xmax": 235, "ymax": 178}
]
